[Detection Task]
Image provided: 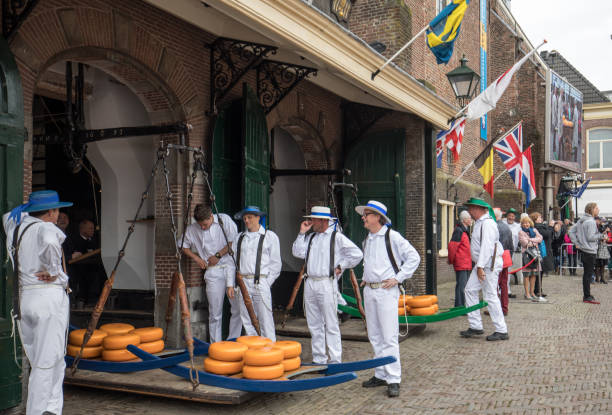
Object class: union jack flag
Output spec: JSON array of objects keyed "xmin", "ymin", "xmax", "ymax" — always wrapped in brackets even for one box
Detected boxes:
[
  {"xmin": 493, "ymin": 122, "xmax": 537, "ymax": 206},
  {"xmin": 436, "ymin": 117, "xmax": 466, "ymax": 168}
]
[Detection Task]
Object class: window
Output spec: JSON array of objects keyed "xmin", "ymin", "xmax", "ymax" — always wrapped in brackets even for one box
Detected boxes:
[
  {"xmin": 587, "ymin": 128, "xmax": 612, "ymax": 170},
  {"xmin": 436, "ymin": 0, "xmax": 451, "ymax": 14},
  {"xmin": 437, "ymin": 200, "xmax": 455, "ymax": 257}
]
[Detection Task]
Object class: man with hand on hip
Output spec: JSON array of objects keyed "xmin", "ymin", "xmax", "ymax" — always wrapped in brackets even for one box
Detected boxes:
[
  {"xmin": 231, "ymin": 206, "xmax": 281, "ymax": 341},
  {"xmin": 357, "ymin": 201, "xmax": 420, "ymax": 398},
  {"xmin": 292, "ymin": 206, "xmax": 362, "ymax": 365},
  {"xmin": 460, "ymin": 198, "xmax": 509, "ymax": 341}
]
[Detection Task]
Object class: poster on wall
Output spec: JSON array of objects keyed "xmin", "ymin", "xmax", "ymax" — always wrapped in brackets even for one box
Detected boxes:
[{"xmin": 545, "ymin": 69, "xmax": 583, "ymax": 173}]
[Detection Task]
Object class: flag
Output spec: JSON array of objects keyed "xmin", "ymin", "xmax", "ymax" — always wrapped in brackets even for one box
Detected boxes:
[
  {"xmin": 493, "ymin": 122, "xmax": 523, "ymax": 187},
  {"xmin": 465, "ymin": 46, "xmax": 541, "ymax": 121},
  {"xmin": 571, "ymin": 178, "xmax": 590, "ymax": 198},
  {"xmin": 519, "ymin": 147, "xmax": 537, "ymax": 207},
  {"xmin": 426, "ymin": 0, "xmax": 470, "ymax": 64},
  {"xmin": 436, "ymin": 117, "xmax": 466, "ymax": 163},
  {"xmin": 474, "ymin": 141, "xmax": 495, "ymax": 197},
  {"xmin": 436, "ymin": 136, "xmax": 444, "ymax": 168}
]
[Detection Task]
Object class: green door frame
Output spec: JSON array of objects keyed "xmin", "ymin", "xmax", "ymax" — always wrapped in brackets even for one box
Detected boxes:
[{"xmin": 0, "ymin": 36, "xmax": 25, "ymax": 411}]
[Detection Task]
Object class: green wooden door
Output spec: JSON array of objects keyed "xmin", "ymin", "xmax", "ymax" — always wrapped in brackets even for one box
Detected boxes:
[
  {"xmin": 0, "ymin": 37, "xmax": 25, "ymax": 411},
  {"xmin": 242, "ymin": 84, "xmax": 269, "ymax": 213},
  {"xmin": 342, "ymin": 129, "xmax": 405, "ymax": 297}
]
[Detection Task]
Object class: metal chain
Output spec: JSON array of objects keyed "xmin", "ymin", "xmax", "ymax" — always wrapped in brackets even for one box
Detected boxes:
[{"xmin": 162, "ymin": 151, "xmax": 183, "ymax": 273}]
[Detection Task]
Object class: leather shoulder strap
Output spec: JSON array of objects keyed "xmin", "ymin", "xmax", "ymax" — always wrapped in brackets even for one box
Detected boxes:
[
  {"xmin": 304, "ymin": 233, "xmax": 315, "ymax": 276},
  {"xmin": 11, "ymin": 222, "xmax": 38, "ymax": 320},
  {"xmin": 236, "ymin": 233, "xmax": 246, "ymax": 271},
  {"xmin": 329, "ymin": 230, "xmax": 337, "ymax": 278},
  {"xmin": 385, "ymin": 227, "xmax": 400, "ymax": 274},
  {"xmin": 254, "ymin": 231, "xmax": 266, "ymax": 284}
]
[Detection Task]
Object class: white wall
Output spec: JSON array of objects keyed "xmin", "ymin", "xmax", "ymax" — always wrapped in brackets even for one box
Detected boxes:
[
  {"xmin": 577, "ymin": 186, "xmax": 612, "ymax": 219},
  {"xmin": 269, "ymin": 128, "xmax": 307, "ymax": 272},
  {"xmin": 84, "ymin": 68, "xmax": 157, "ymax": 290}
]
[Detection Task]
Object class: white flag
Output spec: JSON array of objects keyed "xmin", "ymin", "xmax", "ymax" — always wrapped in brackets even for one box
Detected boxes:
[{"xmin": 465, "ymin": 41, "xmax": 545, "ymax": 121}]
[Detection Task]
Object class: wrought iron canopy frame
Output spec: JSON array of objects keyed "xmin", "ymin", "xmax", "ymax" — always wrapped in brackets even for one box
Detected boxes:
[
  {"xmin": 207, "ymin": 37, "xmax": 277, "ymax": 115},
  {"xmin": 2, "ymin": 0, "xmax": 39, "ymax": 40},
  {"xmin": 257, "ymin": 59, "xmax": 317, "ymax": 114}
]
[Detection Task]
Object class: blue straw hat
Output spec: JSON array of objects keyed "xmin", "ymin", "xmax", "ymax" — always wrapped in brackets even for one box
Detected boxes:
[
  {"xmin": 9, "ymin": 190, "xmax": 73, "ymax": 224},
  {"xmin": 234, "ymin": 206, "xmax": 267, "ymax": 229}
]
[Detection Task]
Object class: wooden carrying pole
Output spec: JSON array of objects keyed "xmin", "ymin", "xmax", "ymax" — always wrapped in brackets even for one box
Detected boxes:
[
  {"xmin": 281, "ymin": 265, "xmax": 305, "ymax": 328},
  {"xmin": 68, "ymin": 248, "xmax": 101, "ymax": 265},
  {"xmin": 349, "ymin": 269, "xmax": 366, "ymax": 320},
  {"xmin": 236, "ymin": 273, "xmax": 261, "ymax": 335}
]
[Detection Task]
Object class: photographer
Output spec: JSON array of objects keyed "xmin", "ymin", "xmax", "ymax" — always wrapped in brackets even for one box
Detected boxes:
[
  {"xmin": 595, "ymin": 217, "xmax": 610, "ymax": 284},
  {"xmin": 568, "ymin": 203, "xmax": 601, "ymax": 304}
]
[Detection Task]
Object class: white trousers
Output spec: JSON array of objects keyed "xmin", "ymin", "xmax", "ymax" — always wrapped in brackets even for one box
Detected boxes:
[
  {"xmin": 205, "ymin": 267, "xmax": 242, "ymax": 343},
  {"xmin": 18, "ymin": 285, "xmax": 69, "ymax": 415},
  {"xmin": 464, "ymin": 263, "xmax": 508, "ymax": 333},
  {"xmin": 511, "ymin": 252, "xmax": 524, "ymax": 284},
  {"xmin": 364, "ymin": 286, "xmax": 401, "ymax": 384},
  {"xmin": 304, "ymin": 277, "xmax": 342, "ymax": 364},
  {"xmin": 238, "ymin": 277, "xmax": 276, "ymax": 342}
]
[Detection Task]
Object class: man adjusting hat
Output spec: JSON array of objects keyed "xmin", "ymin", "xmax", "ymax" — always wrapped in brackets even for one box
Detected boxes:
[
  {"xmin": 356, "ymin": 200, "xmax": 420, "ymax": 398},
  {"xmin": 292, "ymin": 206, "xmax": 362, "ymax": 364}
]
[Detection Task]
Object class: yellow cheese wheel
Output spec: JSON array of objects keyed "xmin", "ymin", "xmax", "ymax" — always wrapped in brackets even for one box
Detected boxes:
[
  {"xmin": 138, "ymin": 339, "xmax": 164, "ymax": 354},
  {"xmin": 244, "ymin": 347, "xmax": 284, "ymax": 366},
  {"xmin": 242, "ymin": 363, "xmax": 285, "ymax": 380},
  {"xmin": 282, "ymin": 356, "xmax": 301, "ymax": 372},
  {"xmin": 102, "ymin": 333, "xmax": 141, "ymax": 350},
  {"xmin": 102, "ymin": 348, "xmax": 138, "ymax": 362},
  {"xmin": 398, "ymin": 306, "xmax": 411, "ymax": 316},
  {"xmin": 272, "ymin": 340, "xmax": 302, "ymax": 359},
  {"xmin": 405, "ymin": 295, "xmax": 438, "ymax": 308},
  {"xmin": 68, "ymin": 329, "xmax": 108, "ymax": 347},
  {"xmin": 398, "ymin": 295, "xmax": 413, "ymax": 307},
  {"xmin": 99, "ymin": 323, "xmax": 135, "ymax": 336},
  {"xmin": 130, "ymin": 327, "xmax": 163, "ymax": 343},
  {"xmin": 208, "ymin": 341, "xmax": 248, "ymax": 362},
  {"xmin": 66, "ymin": 344, "xmax": 103, "ymax": 358},
  {"xmin": 409, "ymin": 304, "xmax": 437, "ymax": 316},
  {"xmin": 204, "ymin": 357, "xmax": 244, "ymax": 375},
  {"xmin": 236, "ymin": 336, "xmax": 272, "ymax": 349},
  {"xmin": 432, "ymin": 304, "xmax": 439, "ymax": 312}
]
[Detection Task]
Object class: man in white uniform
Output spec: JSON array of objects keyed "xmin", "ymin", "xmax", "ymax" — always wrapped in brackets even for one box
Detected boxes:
[
  {"xmin": 503, "ymin": 208, "xmax": 522, "ymax": 287},
  {"xmin": 292, "ymin": 206, "xmax": 362, "ymax": 364},
  {"xmin": 3, "ymin": 190, "xmax": 72, "ymax": 415},
  {"xmin": 357, "ymin": 201, "xmax": 420, "ymax": 398},
  {"xmin": 180, "ymin": 204, "xmax": 242, "ymax": 343},
  {"xmin": 230, "ymin": 206, "xmax": 281, "ymax": 341},
  {"xmin": 461, "ymin": 198, "xmax": 509, "ymax": 341}
]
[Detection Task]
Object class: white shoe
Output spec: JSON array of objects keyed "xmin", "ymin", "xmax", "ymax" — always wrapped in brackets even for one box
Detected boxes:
[{"xmin": 537, "ymin": 296, "xmax": 548, "ymax": 302}]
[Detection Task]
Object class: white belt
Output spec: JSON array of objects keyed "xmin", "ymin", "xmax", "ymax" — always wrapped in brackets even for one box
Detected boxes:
[
  {"xmin": 307, "ymin": 276, "xmax": 331, "ymax": 281},
  {"xmin": 207, "ymin": 264, "xmax": 227, "ymax": 270},
  {"xmin": 242, "ymin": 274, "xmax": 267, "ymax": 279},
  {"xmin": 365, "ymin": 282, "xmax": 383, "ymax": 289},
  {"xmin": 21, "ymin": 284, "xmax": 65, "ymax": 291}
]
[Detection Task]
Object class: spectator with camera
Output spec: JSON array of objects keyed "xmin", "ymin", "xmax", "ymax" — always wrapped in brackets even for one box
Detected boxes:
[
  {"xmin": 568, "ymin": 202, "xmax": 601, "ymax": 304},
  {"xmin": 518, "ymin": 216, "xmax": 544, "ymax": 302},
  {"xmin": 595, "ymin": 217, "xmax": 610, "ymax": 284}
]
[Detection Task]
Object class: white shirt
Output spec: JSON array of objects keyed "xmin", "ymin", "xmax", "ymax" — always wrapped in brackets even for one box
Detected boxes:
[
  {"xmin": 503, "ymin": 219, "xmax": 521, "ymax": 251},
  {"xmin": 180, "ymin": 213, "xmax": 237, "ymax": 272},
  {"xmin": 362, "ymin": 226, "xmax": 420, "ymax": 283},
  {"xmin": 233, "ymin": 225, "xmax": 282, "ymax": 285},
  {"xmin": 292, "ymin": 227, "xmax": 362, "ymax": 278},
  {"xmin": 472, "ymin": 213, "xmax": 503, "ymax": 269},
  {"xmin": 3, "ymin": 212, "xmax": 69, "ymax": 288}
]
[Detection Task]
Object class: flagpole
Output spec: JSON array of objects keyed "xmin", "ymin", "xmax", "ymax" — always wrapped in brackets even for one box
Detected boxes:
[
  {"xmin": 477, "ymin": 143, "xmax": 535, "ymax": 196},
  {"xmin": 447, "ymin": 40, "xmax": 548, "ymax": 124},
  {"xmin": 371, "ymin": 25, "xmax": 429, "ymax": 80}
]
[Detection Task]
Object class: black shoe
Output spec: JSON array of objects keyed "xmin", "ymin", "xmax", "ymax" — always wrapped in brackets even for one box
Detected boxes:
[
  {"xmin": 340, "ymin": 312, "xmax": 351, "ymax": 323},
  {"xmin": 486, "ymin": 332, "xmax": 509, "ymax": 341},
  {"xmin": 583, "ymin": 296, "xmax": 600, "ymax": 304},
  {"xmin": 508, "ymin": 294, "xmax": 517, "ymax": 299},
  {"xmin": 362, "ymin": 376, "xmax": 387, "ymax": 388},
  {"xmin": 460, "ymin": 328, "xmax": 484, "ymax": 338},
  {"xmin": 387, "ymin": 383, "xmax": 400, "ymax": 397},
  {"xmin": 601, "ymin": 281, "xmax": 608, "ymax": 284}
]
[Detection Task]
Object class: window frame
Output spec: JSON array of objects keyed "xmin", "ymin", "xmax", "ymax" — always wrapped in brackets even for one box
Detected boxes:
[
  {"xmin": 437, "ymin": 199, "xmax": 456, "ymax": 257},
  {"xmin": 586, "ymin": 127, "xmax": 612, "ymax": 172}
]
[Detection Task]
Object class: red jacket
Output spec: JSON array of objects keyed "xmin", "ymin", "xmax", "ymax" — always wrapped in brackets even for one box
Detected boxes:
[{"xmin": 448, "ymin": 224, "xmax": 472, "ymax": 271}]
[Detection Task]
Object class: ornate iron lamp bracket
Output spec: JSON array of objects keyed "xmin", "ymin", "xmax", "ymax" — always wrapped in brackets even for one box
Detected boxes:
[
  {"xmin": 257, "ymin": 60, "xmax": 317, "ymax": 114},
  {"xmin": 2, "ymin": 0, "xmax": 39, "ymax": 40},
  {"xmin": 207, "ymin": 37, "xmax": 277, "ymax": 115}
]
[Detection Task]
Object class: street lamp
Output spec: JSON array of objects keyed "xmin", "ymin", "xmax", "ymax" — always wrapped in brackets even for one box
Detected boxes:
[{"xmin": 445, "ymin": 55, "xmax": 480, "ymax": 107}]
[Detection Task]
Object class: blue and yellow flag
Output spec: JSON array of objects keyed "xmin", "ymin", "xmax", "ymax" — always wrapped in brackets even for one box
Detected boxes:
[{"xmin": 426, "ymin": 0, "xmax": 469, "ymax": 64}]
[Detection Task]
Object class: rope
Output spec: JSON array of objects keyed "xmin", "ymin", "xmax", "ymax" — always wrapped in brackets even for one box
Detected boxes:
[
  {"xmin": 508, "ymin": 256, "xmax": 536, "ymax": 274},
  {"xmin": 398, "ymin": 285, "xmax": 408, "ymax": 337}
]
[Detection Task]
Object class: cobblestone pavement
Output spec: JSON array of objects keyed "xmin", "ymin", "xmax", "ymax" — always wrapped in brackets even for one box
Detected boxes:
[{"xmin": 63, "ymin": 273, "xmax": 612, "ymax": 414}]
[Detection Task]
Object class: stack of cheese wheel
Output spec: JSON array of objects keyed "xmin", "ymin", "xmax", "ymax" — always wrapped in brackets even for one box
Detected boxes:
[
  {"xmin": 130, "ymin": 327, "xmax": 165, "ymax": 354},
  {"xmin": 66, "ymin": 329, "xmax": 107, "ymax": 359},
  {"xmin": 242, "ymin": 346, "xmax": 284, "ymax": 380},
  {"xmin": 406, "ymin": 295, "xmax": 438, "ymax": 316},
  {"xmin": 398, "ymin": 295, "xmax": 412, "ymax": 316},
  {"xmin": 205, "ymin": 341, "xmax": 248, "ymax": 375},
  {"xmin": 99, "ymin": 323, "xmax": 140, "ymax": 362},
  {"xmin": 273, "ymin": 340, "xmax": 302, "ymax": 372}
]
